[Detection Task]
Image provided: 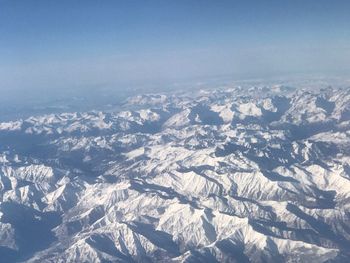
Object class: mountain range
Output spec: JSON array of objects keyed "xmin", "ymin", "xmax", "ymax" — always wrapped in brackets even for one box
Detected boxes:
[{"xmin": 0, "ymin": 85, "xmax": 349, "ymax": 262}]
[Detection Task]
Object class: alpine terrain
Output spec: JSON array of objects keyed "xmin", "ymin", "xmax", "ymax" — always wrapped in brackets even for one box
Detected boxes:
[{"xmin": 0, "ymin": 85, "xmax": 349, "ymax": 263}]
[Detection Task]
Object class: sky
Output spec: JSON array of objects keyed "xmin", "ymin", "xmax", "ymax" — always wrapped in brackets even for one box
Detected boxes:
[{"xmin": 1, "ymin": 0, "xmax": 350, "ymax": 93}]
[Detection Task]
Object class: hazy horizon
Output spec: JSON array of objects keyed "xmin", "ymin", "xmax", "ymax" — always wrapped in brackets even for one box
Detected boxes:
[{"xmin": 1, "ymin": 0, "xmax": 350, "ymax": 94}]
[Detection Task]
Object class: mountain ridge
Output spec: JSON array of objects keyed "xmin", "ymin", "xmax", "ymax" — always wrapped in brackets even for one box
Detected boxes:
[{"xmin": 0, "ymin": 85, "xmax": 349, "ymax": 262}]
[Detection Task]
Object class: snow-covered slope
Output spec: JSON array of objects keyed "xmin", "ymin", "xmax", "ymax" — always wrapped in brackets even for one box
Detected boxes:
[{"xmin": 0, "ymin": 86, "xmax": 349, "ymax": 262}]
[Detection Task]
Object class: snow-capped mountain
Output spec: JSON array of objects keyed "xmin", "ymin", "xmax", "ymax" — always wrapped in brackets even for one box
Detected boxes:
[{"xmin": 0, "ymin": 85, "xmax": 349, "ymax": 262}]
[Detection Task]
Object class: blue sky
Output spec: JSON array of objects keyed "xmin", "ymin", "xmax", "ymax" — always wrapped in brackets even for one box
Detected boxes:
[{"xmin": 1, "ymin": 0, "xmax": 350, "ymax": 91}]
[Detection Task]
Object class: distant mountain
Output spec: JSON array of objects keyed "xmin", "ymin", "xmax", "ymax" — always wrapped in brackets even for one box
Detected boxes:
[{"xmin": 0, "ymin": 85, "xmax": 349, "ymax": 262}]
